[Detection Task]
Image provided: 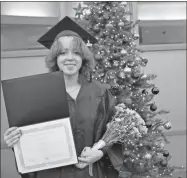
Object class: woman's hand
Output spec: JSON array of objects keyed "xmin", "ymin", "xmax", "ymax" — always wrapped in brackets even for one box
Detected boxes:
[
  {"xmin": 4, "ymin": 127, "xmax": 22, "ymax": 148},
  {"xmin": 78, "ymin": 147, "xmax": 104, "ymax": 165}
]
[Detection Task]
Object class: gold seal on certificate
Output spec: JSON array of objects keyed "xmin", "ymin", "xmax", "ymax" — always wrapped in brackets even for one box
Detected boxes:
[{"xmin": 13, "ymin": 118, "xmax": 78, "ymax": 173}]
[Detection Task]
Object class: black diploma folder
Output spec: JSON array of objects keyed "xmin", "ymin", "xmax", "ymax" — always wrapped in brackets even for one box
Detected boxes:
[{"xmin": 1, "ymin": 71, "xmax": 69, "ymax": 127}]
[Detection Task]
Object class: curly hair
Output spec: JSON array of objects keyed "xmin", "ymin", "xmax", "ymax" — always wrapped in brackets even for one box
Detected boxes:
[{"xmin": 45, "ymin": 36, "xmax": 95, "ymax": 81}]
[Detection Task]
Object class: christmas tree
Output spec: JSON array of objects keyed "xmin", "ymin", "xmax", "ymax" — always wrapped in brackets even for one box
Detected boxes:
[{"xmin": 74, "ymin": 2, "xmax": 184, "ymax": 178}]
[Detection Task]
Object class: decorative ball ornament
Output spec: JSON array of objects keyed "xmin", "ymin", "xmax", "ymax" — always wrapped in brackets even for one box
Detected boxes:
[
  {"xmin": 163, "ymin": 150, "xmax": 169, "ymax": 157},
  {"xmin": 124, "ymin": 67, "xmax": 131, "ymax": 73},
  {"xmin": 142, "ymin": 89, "xmax": 148, "ymax": 95},
  {"xmin": 95, "ymin": 54, "xmax": 102, "ymax": 61},
  {"xmin": 131, "ymin": 72, "xmax": 140, "ymax": 80},
  {"xmin": 121, "ymin": 1, "xmax": 127, "ymax": 5},
  {"xmin": 93, "ymin": 25, "xmax": 100, "ymax": 33},
  {"xmin": 164, "ymin": 121, "xmax": 172, "ymax": 130},
  {"xmin": 127, "ymin": 61, "xmax": 136, "ymax": 68},
  {"xmin": 142, "ymin": 58, "xmax": 148, "ymax": 65},
  {"xmin": 120, "ymin": 49, "xmax": 128, "ymax": 56},
  {"xmin": 133, "ymin": 33, "xmax": 140, "ymax": 40},
  {"xmin": 150, "ymin": 103, "xmax": 157, "ymax": 111},
  {"xmin": 152, "ymin": 87, "xmax": 159, "ymax": 95},
  {"xmin": 160, "ymin": 142, "xmax": 165, "ymax": 149},
  {"xmin": 117, "ymin": 71, "xmax": 126, "ymax": 79},
  {"xmin": 160, "ymin": 160, "xmax": 168, "ymax": 167},
  {"xmin": 113, "ymin": 60, "xmax": 119, "ymax": 67},
  {"xmin": 118, "ymin": 21, "xmax": 125, "ymax": 27},
  {"xmin": 85, "ymin": 9, "xmax": 92, "ymax": 15},
  {"xmin": 146, "ymin": 121, "xmax": 152, "ymax": 128},
  {"xmin": 113, "ymin": 53, "xmax": 121, "ymax": 60},
  {"xmin": 145, "ymin": 153, "xmax": 152, "ymax": 159},
  {"xmin": 106, "ymin": 23, "xmax": 113, "ymax": 29}
]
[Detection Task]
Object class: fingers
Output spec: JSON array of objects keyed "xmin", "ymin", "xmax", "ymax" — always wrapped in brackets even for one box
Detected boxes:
[
  {"xmin": 4, "ymin": 127, "xmax": 18, "ymax": 136},
  {"xmin": 78, "ymin": 157, "xmax": 90, "ymax": 163},
  {"xmin": 4, "ymin": 127, "xmax": 22, "ymax": 148},
  {"xmin": 6, "ymin": 133, "xmax": 22, "ymax": 147}
]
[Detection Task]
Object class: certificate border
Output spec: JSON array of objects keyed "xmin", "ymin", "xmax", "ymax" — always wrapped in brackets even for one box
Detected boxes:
[{"xmin": 14, "ymin": 118, "xmax": 78, "ymax": 173}]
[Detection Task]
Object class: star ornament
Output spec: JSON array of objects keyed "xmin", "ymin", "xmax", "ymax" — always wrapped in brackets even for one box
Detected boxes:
[{"xmin": 73, "ymin": 3, "xmax": 86, "ymax": 19}]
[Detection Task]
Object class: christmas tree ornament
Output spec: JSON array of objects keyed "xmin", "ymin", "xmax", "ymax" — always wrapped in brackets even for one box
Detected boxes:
[
  {"xmin": 142, "ymin": 89, "xmax": 148, "ymax": 95},
  {"xmin": 150, "ymin": 103, "xmax": 157, "ymax": 111},
  {"xmin": 118, "ymin": 21, "xmax": 125, "ymax": 27},
  {"xmin": 117, "ymin": 70, "xmax": 126, "ymax": 79},
  {"xmin": 113, "ymin": 53, "xmax": 121, "ymax": 60},
  {"xmin": 152, "ymin": 87, "xmax": 159, "ymax": 95},
  {"xmin": 95, "ymin": 54, "xmax": 102, "ymax": 61},
  {"xmin": 106, "ymin": 23, "xmax": 113, "ymax": 29},
  {"xmin": 121, "ymin": 1, "xmax": 127, "ymax": 6},
  {"xmin": 160, "ymin": 142, "xmax": 165, "ymax": 149},
  {"xmin": 163, "ymin": 121, "xmax": 172, "ymax": 130},
  {"xmin": 146, "ymin": 121, "xmax": 152, "ymax": 128},
  {"xmin": 127, "ymin": 61, "xmax": 136, "ymax": 68},
  {"xmin": 160, "ymin": 160, "xmax": 168, "ymax": 167},
  {"xmin": 163, "ymin": 150, "xmax": 169, "ymax": 157},
  {"xmin": 93, "ymin": 25, "xmax": 100, "ymax": 33},
  {"xmin": 133, "ymin": 33, "xmax": 139, "ymax": 40},
  {"xmin": 120, "ymin": 49, "xmax": 128, "ymax": 55},
  {"xmin": 131, "ymin": 72, "xmax": 140, "ymax": 80},
  {"xmin": 113, "ymin": 60, "xmax": 119, "ymax": 67},
  {"xmin": 142, "ymin": 58, "xmax": 148, "ymax": 64},
  {"xmin": 144, "ymin": 153, "xmax": 152, "ymax": 159},
  {"xmin": 73, "ymin": 3, "xmax": 86, "ymax": 19},
  {"xmin": 85, "ymin": 9, "xmax": 92, "ymax": 15},
  {"xmin": 124, "ymin": 67, "xmax": 131, "ymax": 73}
]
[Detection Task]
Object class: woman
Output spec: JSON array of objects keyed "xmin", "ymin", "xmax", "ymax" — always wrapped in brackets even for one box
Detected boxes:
[{"xmin": 4, "ymin": 16, "xmax": 119, "ymax": 178}]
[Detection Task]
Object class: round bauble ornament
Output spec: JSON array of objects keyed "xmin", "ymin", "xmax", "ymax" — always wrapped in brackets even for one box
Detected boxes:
[
  {"xmin": 131, "ymin": 72, "xmax": 140, "ymax": 80},
  {"xmin": 163, "ymin": 150, "xmax": 169, "ymax": 157},
  {"xmin": 124, "ymin": 67, "xmax": 131, "ymax": 73},
  {"xmin": 126, "ymin": 61, "xmax": 136, "ymax": 68},
  {"xmin": 104, "ymin": 61, "xmax": 112, "ymax": 68},
  {"xmin": 85, "ymin": 9, "xmax": 92, "ymax": 15},
  {"xmin": 95, "ymin": 54, "xmax": 102, "ymax": 61},
  {"xmin": 113, "ymin": 60, "xmax": 119, "ymax": 67},
  {"xmin": 117, "ymin": 70, "xmax": 126, "ymax": 79},
  {"xmin": 120, "ymin": 49, "xmax": 128, "ymax": 56},
  {"xmin": 152, "ymin": 87, "xmax": 159, "ymax": 95},
  {"xmin": 164, "ymin": 121, "xmax": 172, "ymax": 130},
  {"xmin": 121, "ymin": 1, "xmax": 127, "ymax": 6},
  {"xmin": 133, "ymin": 33, "xmax": 139, "ymax": 40},
  {"xmin": 103, "ymin": 14, "xmax": 109, "ymax": 20},
  {"xmin": 160, "ymin": 142, "xmax": 165, "ymax": 149},
  {"xmin": 93, "ymin": 25, "xmax": 100, "ymax": 33},
  {"xmin": 113, "ymin": 53, "xmax": 121, "ymax": 60},
  {"xmin": 142, "ymin": 58, "xmax": 148, "ymax": 65},
  {"xmin": 142, "ymin": 89, "xmax": 148, "ymax": 95},
  {"xmin": 123, "ymin": 151, "xmax": 131, "ymax": 157},
  {"xmin": 146, "ymin": 121, "xmax": 152, "ymax": 128},
  {"xmin": 160, "ymin": 159, "xmax": 167, "ymax": 167},
  {"xmin": 106, "ymin": 23, "xmax": 113, "ymax": 29},
  {"xmin": 118, "ymin": 21, "xmax": 125, "ymax": 27},
  {"xmin": 144, "ymin": 153, "xmax": 152, "ymax": 159},
  {"xmin": 150, "ymin": 103, "xmax": 157, "ymax": 111}
]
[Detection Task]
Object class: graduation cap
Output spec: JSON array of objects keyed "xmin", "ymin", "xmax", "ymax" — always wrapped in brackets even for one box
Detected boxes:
[{"xmin": 38, "ymin": 16, "xmax": 97, "ymax": 49}]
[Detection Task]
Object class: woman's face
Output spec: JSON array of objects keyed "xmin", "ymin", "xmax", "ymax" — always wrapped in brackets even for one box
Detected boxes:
[{"xmin": 57, "ymin": 36, "xmax": 82, "ymax": 76}]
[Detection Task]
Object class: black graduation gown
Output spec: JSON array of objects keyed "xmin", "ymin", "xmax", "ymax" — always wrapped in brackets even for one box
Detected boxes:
[{"xmin": 21, "ymin": 76, "xmax": 119, "ymax": 178}]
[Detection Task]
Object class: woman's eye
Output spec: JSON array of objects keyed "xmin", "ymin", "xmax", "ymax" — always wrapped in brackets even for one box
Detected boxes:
[
  {"xmin": 60, "ymin": 52, "xmax": 66, "ymax": 55},
  {"xmin": 74, "ymin": 52, "xmax": 80, "ymax": 55}
]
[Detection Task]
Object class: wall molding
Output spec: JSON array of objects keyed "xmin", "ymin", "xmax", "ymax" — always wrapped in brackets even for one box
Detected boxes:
[
  {"xmin": 2, "ymin": 49, "xmax": 49, "ymax": 59},
  {"xmin": 139, "ymin": 43, "xmax": 186, "ymax": 51},
  {"xmin": 1, "ymin": 129, "xmax": 186, "ymax": 149}
]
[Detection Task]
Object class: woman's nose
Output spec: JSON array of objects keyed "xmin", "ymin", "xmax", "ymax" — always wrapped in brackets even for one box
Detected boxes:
[{"xmin": 67, "ymin": 53, "xmax": 74, "ymax": 60}]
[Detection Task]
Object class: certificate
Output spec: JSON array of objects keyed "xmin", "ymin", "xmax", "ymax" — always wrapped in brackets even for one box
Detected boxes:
[{"xmin": 13, "ymin": 118, "xmax": 78, "ymax": 174}]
